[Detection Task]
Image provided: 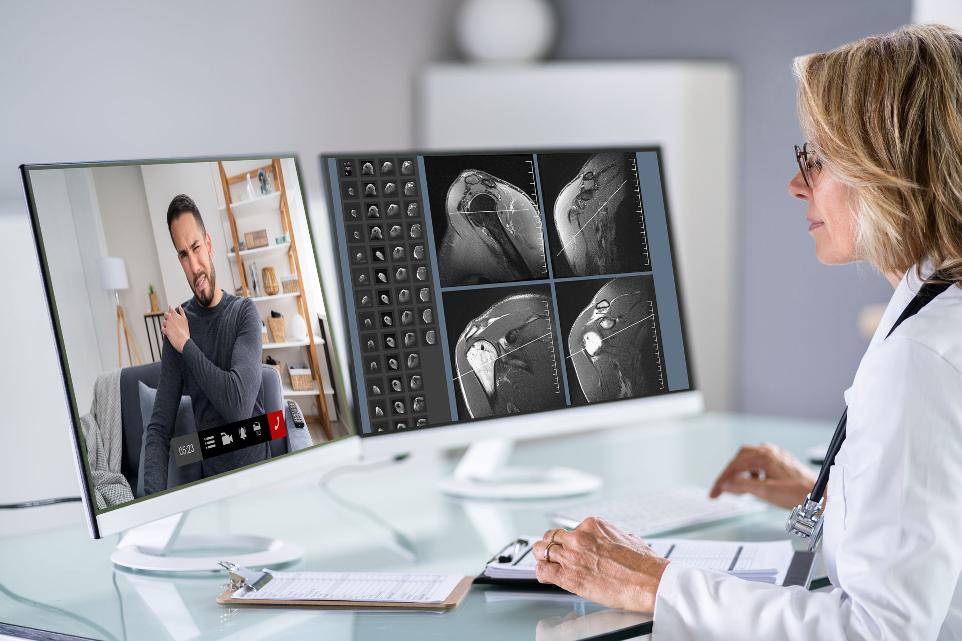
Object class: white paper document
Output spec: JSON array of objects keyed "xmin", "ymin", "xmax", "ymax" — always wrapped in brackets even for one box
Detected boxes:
[
  {"xmin": 646, "ymin": 538, "xmax": 795, "ymax": 585},
  {"xmin": 232, "ymin": 572, "xmax": 463, "ymax": 603},
  {"xmin": 484, "ymin": 537, "xmax": 796, "ymax": 586},
  {"xmin": 485, "ymin": 545, "xmax": 538, "ymax": 579}
]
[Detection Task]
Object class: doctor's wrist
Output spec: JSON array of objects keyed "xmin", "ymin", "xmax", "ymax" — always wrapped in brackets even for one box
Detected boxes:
[{"xmin": 631, "ymin": 556, "xmax": 670, "ymax": 612}]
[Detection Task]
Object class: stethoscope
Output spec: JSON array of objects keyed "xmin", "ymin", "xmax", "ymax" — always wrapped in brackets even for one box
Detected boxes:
[{"xmin": 786, "ymin": 279, "xmax": 951, "ymax": 551}]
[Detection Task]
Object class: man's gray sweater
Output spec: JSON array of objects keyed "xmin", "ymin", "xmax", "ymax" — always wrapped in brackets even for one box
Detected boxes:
[{"xmin": 143, "ymin": 292, "xmax": 266, "ymax": 495}]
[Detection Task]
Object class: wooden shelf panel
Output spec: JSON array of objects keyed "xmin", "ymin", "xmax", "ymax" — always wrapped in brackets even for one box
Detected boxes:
[
  {"xmin": 219, "ymin": 191, "xmax": 281, "ymax": 219},
  {"xmin": 262, "ymin": 335, "xmax": 325, "ymax": 349},
  {"xmin": 283, "ymin": 386, "xmax": 335, "ymax": 397},
  {"xmin": 228, "ymin": 242, "xmax": 291, "ymax": 260},
  {"xmin": 249, "ymin": 292, "xmax": 299, "ymax": 303}
]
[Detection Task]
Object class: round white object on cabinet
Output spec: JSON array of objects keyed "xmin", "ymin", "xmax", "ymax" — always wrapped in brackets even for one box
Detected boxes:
[{"xmin": 455, "ymin": 0, "xmax": 557, "ymax": 63}]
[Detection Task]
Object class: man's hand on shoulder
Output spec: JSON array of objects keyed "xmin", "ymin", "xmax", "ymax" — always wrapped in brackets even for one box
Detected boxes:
[{"xmin": 162, "ymin": 305, "xmax": 191, "ymax": 353}]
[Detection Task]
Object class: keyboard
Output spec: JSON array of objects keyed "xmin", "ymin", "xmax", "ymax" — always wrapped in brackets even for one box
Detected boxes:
[{"xmin": 548, "ymin": 486, "xmax": 766, "ymax": 536}]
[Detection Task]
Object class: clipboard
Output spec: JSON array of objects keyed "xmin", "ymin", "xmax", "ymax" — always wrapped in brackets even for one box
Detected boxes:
[
  {"xmin": 477, "ymin": 538, "xmax": 819, "ymax": 590},
  {"xmin": 216, "ymin": 573, "xmax": 474, "ymax": 610},
  {"xmin": 476, "ymin": 537, "xmax": 557, "ymax": 590}
]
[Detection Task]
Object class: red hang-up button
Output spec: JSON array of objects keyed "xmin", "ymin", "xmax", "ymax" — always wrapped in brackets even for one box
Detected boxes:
[{"xmin": 267, "ymin": 409, "xmax": 287, "ymax": 441}]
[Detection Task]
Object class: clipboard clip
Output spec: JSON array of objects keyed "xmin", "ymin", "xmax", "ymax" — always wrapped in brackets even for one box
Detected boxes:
[
  {"xmin": 218, "ymin": 561, "xmax": 274, "ymax": 592},
  {"xmin": 491, "ymin": 538, "xmax": 529, "ymax": 564}
]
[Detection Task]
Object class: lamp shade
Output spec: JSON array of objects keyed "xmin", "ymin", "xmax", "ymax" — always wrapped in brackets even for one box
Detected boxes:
[{"xmin": 98, "ymin": 256, "xmax": 130, "ymax": 292}]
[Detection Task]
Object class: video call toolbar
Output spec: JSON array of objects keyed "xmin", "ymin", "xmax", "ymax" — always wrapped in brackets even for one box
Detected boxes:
[{"xmin": 171, "ymin": 410, "xmax": 287, "ymax": 467}]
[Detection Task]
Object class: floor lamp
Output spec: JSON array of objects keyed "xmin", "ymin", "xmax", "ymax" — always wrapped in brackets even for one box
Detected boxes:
[{"xmin": 98, "ymin": 256, "xmax": 142, "ymax": 368}]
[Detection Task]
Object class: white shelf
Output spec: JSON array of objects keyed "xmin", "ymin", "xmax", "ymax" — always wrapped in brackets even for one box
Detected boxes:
[
  {"xmin": 228, "ymin": 242, "xmax": 291, "ymax": 260},
  {"xmin": 249, "ymin": 292, "xmax": 299, "ymax": 303},
  {"xmin": 283, "ymin": 385, "xmax": 335, "ymax": 397},
  {"xmin": 220, "ymin": 191, "xmax": 281, "ymax": 219},
  {"xmin": 262, "ymin": 335, "xmax": 325, "ymax": 349}
]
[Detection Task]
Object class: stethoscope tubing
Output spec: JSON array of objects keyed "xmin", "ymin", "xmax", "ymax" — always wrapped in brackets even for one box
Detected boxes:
[{"xmin": 805, "ymin": 280, "xmax": 951, "ymax": 508}]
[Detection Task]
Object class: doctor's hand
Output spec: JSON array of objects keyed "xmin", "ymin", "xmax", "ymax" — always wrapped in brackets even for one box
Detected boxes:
[
  {"xmin": 532, "ymin": 518, "xmax": 669, "ymax": 613},
  {"xmin": 709, "ymin": 443, "xmax": 816, "ymax": 509},
  {"xmin": 162, "ymin": 305, "xmax": 190, "ymax": 353}
]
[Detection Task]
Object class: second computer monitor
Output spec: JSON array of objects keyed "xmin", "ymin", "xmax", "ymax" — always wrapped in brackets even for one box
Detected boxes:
[{"xmin": 323, "ymin": 147, "xmax": 698, "ymax": 452}]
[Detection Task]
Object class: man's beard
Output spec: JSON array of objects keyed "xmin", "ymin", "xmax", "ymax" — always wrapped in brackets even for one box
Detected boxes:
[{"xmin": 192, "ymin": 263, "xmax": 217, "ymax": 307}]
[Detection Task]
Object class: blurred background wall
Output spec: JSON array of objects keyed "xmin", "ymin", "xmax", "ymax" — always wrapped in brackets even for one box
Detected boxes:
[
  {"xmin": 1, "ymin": 0, "xmax": 957, "ymax": 527},
  {"xmin": 551, "ymin": 0, "xmax": 910, "ymax": 419}
]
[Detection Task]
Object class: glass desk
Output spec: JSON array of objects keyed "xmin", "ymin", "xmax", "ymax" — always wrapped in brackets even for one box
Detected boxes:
[{"xmin": 0, "ymin": 413, "xmax": 832, "ymax": 641}]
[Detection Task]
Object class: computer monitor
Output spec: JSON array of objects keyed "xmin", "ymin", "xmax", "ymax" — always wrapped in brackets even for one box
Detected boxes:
[
  {"xmin": 322, "ymin": 147, "xmax": 702, "ymax": 498},
  {"xmin": 22, "ymin": 156, "xmax": 360, "ymax": 570}
]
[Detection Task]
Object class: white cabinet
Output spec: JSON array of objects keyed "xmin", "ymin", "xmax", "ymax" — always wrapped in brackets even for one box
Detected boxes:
[{"xmin": 418, "ymin": 62, "xmax": 738, "ymax": 410}]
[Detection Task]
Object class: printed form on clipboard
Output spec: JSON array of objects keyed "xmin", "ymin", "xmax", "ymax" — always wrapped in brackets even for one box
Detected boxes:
[
  {"xmin": 481, "ymin": 537, "xmax": 802, "ymax": 587},
  {"xmin": 217, "ymin": 564, "xmax": 473, "ymax": 610}
]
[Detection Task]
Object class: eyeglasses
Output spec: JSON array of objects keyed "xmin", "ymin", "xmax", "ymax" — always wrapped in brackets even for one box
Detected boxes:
[{"xmin": 795, "ymin": 143, "xmax": 822, "ymax": 188}]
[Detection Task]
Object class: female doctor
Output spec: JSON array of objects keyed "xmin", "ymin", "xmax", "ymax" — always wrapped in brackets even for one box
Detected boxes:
[{"xmin": 532, "ymin": 24, "xmax": 962, "ymax": 640}]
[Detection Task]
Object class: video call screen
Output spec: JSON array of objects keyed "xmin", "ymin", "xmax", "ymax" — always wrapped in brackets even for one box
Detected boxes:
[
  {"xmin": 24, "ymin": 157, "xmax": 354, "ymax": 513},
  {"xmin": 323, "ymin": 148, "xmax": 692, "ymax": 436}
]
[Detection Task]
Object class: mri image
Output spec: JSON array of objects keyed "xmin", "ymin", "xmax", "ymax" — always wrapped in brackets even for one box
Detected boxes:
[
  {"xmin": 557, "ymin": 276, "xmax": 665, "ymax": 405},
  {"xmin": 539, "ymin": 152, "xmax": 650, "ymax": 277},
  {"xmin": 334, "ymin": 148, "xmax": 687, "ymax": 436},
  {"xmin": 443, "ymin": 285, "xmax": 564, "ymax": 419},
  {"xmin": 424, "ymin": 154, "xmax": 548, "ymax": 286}
]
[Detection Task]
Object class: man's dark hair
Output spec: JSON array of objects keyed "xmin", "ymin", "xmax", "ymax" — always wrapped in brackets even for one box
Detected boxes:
[{"xmin": 166, "ymin": 194, "xmax": 206, "ymax": 233}]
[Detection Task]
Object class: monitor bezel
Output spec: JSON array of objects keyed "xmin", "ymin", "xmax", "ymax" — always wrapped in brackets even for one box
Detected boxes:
[
  {"xmin": 319, "ymin": 145, "xmax": 699, "ymax": 446},
  {"xmin": 21, "ymin": 154, "xmax": 361, "ymax": 538}
]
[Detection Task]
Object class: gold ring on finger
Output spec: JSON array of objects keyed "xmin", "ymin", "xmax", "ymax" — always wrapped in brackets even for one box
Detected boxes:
[{"xmin": 544, "ymin": 541, "xmax": 561, "ymax": 563}]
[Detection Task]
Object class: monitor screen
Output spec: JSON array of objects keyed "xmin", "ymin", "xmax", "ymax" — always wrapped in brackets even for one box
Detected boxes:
[
  {"xmin": 323, "ymin": 148, "xmax": 692, "ymax": 436},
  {"xmin": 23, "ymin": 157, "xmax": 355, "ymax": 516}
]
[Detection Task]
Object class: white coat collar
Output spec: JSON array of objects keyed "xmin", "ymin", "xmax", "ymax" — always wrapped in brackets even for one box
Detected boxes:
[{"xmin": 866, "ymin": 260, "xmax": 935, "ymax": 349}]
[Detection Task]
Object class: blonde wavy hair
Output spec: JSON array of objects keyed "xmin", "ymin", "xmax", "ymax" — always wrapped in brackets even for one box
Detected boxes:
[{"xmin": 795, "ymin": 23, "xmax": 962, "ymax": 284}]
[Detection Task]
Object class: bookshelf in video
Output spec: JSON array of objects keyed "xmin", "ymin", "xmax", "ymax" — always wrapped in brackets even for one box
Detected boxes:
[
  {"xmin": 28, "ymin": 158, "xmax": 352, "ymax": 511},
  {"xmin": 326, "ymin": 149, "xmax": 691, "ymax": 436}
]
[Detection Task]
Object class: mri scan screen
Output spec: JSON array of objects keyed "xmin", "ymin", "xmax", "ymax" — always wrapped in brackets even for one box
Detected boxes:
[{"xmin": 323, "ymin": 148, "xmax": 691, "ymax": 435}]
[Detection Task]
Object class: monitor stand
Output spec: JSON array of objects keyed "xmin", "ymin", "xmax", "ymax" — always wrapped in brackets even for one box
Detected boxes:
[
  {"xmin": 438, "ymin": 438, "xmax": 602, "ymax": 500},
  {"xmin": 110, "ymin": 511, "xmax": 302, "ymax": 573}
]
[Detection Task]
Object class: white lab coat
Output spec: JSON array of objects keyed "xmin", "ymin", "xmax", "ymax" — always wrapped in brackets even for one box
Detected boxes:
[{"xmin": 653, "ymin": 265, "xmax": 962, "ymax": 640}]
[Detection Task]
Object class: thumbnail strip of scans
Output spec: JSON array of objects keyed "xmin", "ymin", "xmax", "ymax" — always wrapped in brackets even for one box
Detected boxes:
[{"xmin": 332, "ymin": 151, "xmax": 671, "ymax": 435}]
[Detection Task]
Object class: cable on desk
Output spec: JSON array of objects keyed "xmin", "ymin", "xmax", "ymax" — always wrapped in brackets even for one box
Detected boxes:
[
  {"xmin": 111, "ymin": 570, "xmax": 128, "ymax": 641},
  {"xmin": 0, "ymin": 496, "xmax": 82, "ymax": 509},
  {"xmin": 0, "ymin": 581, "xmax": 121, "ymax": 641},
  {"xmin": 319, "ymin": 452, "xmax": 418, "ymax": 562}
]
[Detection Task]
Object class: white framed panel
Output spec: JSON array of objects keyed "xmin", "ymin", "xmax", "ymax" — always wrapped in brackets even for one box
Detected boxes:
[{"xmin": 418, "ymin": 62, "xmax": 738, "ymax": 411}]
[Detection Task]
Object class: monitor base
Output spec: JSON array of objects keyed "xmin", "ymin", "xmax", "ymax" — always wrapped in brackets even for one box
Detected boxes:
[
  {"xmin": 439, "ymin": 438, "xmax": 602, "ymax": 500},
  {"xmin": 439, "ymin": 466, "xmax": 602, "ymax": 500},
  {"xmin": 111, "ymin": 512, "xmax": 302, "ymax": 574}
]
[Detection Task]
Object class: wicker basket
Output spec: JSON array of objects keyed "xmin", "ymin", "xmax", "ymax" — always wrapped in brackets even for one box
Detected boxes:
[
  {"xmin": 267, "ymin": 317, "xmax": 286, "ymax": 343},
  {"xmin": 261, "ymin": 266, "xmax": 279, "ymax": 296},
  {"xmin": 244, "ymin": 229, "xmax": 269, "ymax": 250},
  {"xmin": 280, "ymin": 275, "xmax": 299, "ymax": 295},
  {"xmin": 287, "ymin": 365, "xmax": 314, "ymax": 391}
]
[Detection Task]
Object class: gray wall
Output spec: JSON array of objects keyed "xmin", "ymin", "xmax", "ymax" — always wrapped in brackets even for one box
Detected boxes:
[
  {"xmin": 553, "ymin": 0, "xmax": 912, "ymax": 419},
  {"xmin": 0, "ymin": 0, "xmax": 457, "ymax": 204}
]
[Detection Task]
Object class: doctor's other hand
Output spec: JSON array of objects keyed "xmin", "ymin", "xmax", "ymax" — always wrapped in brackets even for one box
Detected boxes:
[
  {"xmin": 532, "ymin": 518, "xmax": 668, "ymax": 613},
  {"xmin": 709, "ymin": 443, "xmax": 816, "ymax": 509}
]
